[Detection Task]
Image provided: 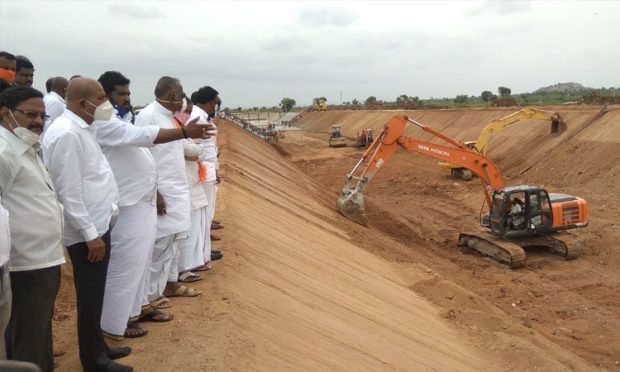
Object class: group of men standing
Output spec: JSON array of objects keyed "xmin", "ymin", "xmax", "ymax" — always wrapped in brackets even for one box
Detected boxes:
[{"xmin": 0, "ymin": 51, "xmax": 224, "ymax": 372}]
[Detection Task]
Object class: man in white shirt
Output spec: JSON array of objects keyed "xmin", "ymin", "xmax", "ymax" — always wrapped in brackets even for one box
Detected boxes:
[
  {"xmin": 42, "ymin": 78, "xmax": 132, "ymax": 372},
  {"xmin": 135, "ymin": 77, "xmax": 202, "ymax": 306},
  {"xmin": 0, "ymin": 192, "xmax": 10, "ymax": 361},
  {"xmin": 190, "ymin": 87, "xmax": 224, "ymax": 265},
  {"xmin": 95, "ymin": 71, "xmax": 213, "ymax": 341},
  {"xmin": 42, "ymin": 76, "xmax": 68, "ymax": 128},
  {"xmin": 0, "ymin": 86, "xmax": 65, "ymax": 372}
]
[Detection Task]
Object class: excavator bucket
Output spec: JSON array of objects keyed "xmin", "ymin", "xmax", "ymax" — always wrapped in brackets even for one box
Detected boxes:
[
  {"xmin": 337, "ymin": 187, "xmax": 368, "ymax": 225},
  {"xmin": 551, "ymin": 117, "xmax": 567, "ymax": 136}
]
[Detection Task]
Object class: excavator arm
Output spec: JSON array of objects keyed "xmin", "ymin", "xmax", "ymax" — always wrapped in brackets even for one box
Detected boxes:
[
  {"xmin": 338, "ymin": 115, "xmax": 505, "ymax": 225},
  {"xmin": 439, "ymin": 108, "xmax": 566, "ymax": 180},
  {"xmin": 472, "ymin": 108, "xmax": 565, "ymax": 154}
]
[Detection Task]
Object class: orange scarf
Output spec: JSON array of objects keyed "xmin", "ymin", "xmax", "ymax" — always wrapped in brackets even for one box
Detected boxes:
[{"xmin": 173, "ymin": 115, "xmax": 207, "ymax": 182}]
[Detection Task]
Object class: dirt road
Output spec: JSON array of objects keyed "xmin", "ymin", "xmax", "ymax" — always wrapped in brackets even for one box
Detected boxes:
[{"xmin": 51, "ymin": 106, "xmax": 618, "ymax": 371}]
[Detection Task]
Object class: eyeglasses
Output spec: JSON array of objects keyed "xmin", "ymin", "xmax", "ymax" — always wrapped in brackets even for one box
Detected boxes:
[{"xmin": 13, "ymin": 108, "xmax": 50, "ymax": 121}]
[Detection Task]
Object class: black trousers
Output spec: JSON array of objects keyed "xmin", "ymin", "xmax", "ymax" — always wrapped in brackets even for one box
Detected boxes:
[
  {"xmin": 66, "ymin": 230, "xmax": 112, "ymax": 371},
  {"xmin": 8, "ymin": 265, "xmax": 61, "ymax": 372}
]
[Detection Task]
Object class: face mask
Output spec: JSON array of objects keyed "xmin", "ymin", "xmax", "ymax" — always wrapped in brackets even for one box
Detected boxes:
[
  {"xmin": 8, "ymin": 110, "xmax": 40, "ymax": 147},
  {"xmin": 0, "ymin": 68, "xmax": 15, "ymax": 83},
  {"xmin": 181, "ymin": 98, "xmax": 188, "ymax": 114},
  {"xmin": 86, "ymin": 100, "xmax": 114, "ymax": 121}
]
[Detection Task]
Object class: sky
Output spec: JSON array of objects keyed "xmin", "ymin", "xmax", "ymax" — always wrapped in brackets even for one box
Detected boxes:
[{"xmin": 1, "ymin": 0, "xmax": 618, "ymax": 108}]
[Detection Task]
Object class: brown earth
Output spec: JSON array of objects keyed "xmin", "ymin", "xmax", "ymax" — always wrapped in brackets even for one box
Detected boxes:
[{"xmin": 51, "ymin": 106, "xmax": 619, "ymax": 371}]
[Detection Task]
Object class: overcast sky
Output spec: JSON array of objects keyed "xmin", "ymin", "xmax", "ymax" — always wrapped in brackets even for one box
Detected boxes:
[{"xmin": 1, "ymin": 0, "xmax": 618, "ymax": 108}]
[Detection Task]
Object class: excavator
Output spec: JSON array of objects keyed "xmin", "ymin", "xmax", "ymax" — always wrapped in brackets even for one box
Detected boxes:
[
  {"xmin": 329, "ymin": 125, "xmax": 347, "ymax": 148},
  {"xmin": 355, "ymin": 128, "xmax": 374, "ymax": 148},
  {"xmin": 440, "ymin": 108, "xmax": 567, "ymax": 180},
  {"xmin": 337, "ymin": 116, "xmax": 587, "ymax": 268},
  {"xmin": 313, "ymin": 99, "xmax": 327, "ymax": 111}
]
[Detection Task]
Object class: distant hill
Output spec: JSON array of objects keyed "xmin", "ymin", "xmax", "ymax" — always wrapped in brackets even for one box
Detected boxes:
[{"xmin": 532, "ymin": 82, "xmax": 593, "ymax": 95}]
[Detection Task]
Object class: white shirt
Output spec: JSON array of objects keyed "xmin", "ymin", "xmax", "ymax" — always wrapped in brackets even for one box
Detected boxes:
[
  {"xmin": 183, "ymin": 139, "xmax": 208, "ymax": 210},
  {"xmin": 135, "ymin": 101, "xmax": 190, "ymax": 238},
  {"xmin": 0, "ymin": 194, "xmax": 11, "ymax": 268},
  {"xmin": 189, "ymin": 105, "xmax": 218, "ymax": 182},
  {"xmin": 0, "ymin": 126, "xmax": 65, "ymax": 271},
  {"xmin": 42, "ymin": 110, "xmax": 119, "ymax": 246},
  {"xmin": 43, "ymin": 91, "xmax": 66, "ymax": 129},
  {"xmin": 95, "ymin": 113, "xmax": 160, "ymax": 207}
]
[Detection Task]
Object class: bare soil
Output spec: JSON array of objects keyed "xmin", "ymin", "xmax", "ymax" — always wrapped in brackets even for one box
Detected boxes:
[{"xmin": 51, "ymin": 106, "xmax": 620, "ymax": 371}]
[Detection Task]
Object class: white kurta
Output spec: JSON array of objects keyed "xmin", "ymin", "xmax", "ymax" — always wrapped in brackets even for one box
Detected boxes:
[
  {"xmin": 136, "ymin": 101, "xmax": 191, "ymax": 297},
  {"xmin": 136, "ymin": 102, "xmax": 190, "ymax": 238},
  {"xmin": 96, "ymin": 113, "xmax": 160, "ymax": 338},
  {"xmin": 177, "ymin": 140, "xmax": 208, "ymax": 272},
  {"xmin": 43, "ymin": 91, "xmax": 65, "ymax": 131}
]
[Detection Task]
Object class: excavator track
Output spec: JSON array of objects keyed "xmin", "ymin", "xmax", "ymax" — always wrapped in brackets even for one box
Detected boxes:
[
  {"xmin": 458, "ymin": 232, "xmax": 527, "ymax": 269},
  {"xmin": 458, "ymin": 232, "xmax": 580, "ymax": 269},
  {"xmin": 513, "ymin": 234, "xmax": 581, "ymax": 260}
]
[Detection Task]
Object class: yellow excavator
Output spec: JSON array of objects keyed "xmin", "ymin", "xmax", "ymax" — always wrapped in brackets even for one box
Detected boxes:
[
  {"xmin": 440, "ymin": 108, "xmax": 567, "ymax": 180},
  {"xmin": 329, "ymin": 125, "xmax": 347, "ymax": 147},
  {"xmin": 313, "ymin": 99, "xmax": 327, "ymax": 111}
]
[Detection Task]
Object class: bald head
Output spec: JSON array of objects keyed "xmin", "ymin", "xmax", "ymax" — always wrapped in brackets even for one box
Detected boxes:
[
  {"xmin": 66, "ymin": 78, "xmax": 107, "ymax": 124},
  {"xmin": 51, "ymin": 77, "xmax": 69, "ymax": 98},
  {"xmin": 66, "ymin": 78, "xmax": 101, "ymax": 103}
]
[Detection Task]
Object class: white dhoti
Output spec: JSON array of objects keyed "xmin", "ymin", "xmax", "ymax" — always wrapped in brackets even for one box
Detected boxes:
[
  {"xmin": 178, "ymin": 206, "xmax": 208, "ymax": 272},
  {"xmin": 204, "ymin": 181, "xmax": 217, "ymax": 223},
  {"xmin": 148, "ymin": 233, "xmax": 184, "ymax": 301},
  {"xmin": 101, "ymin": 201, "xmax": 157, "ymax": 339},
  {"xmin": 202, "ymin": 181, "xmax": 218, "ymax": 261}
]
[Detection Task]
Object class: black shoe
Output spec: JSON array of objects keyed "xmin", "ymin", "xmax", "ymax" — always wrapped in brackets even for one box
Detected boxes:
[
  {"xmin": 108, "ymin": 346, "xmax": 132, "ymax": 360},
  {"xmin": 94, "ymin": 360, "xmax": 133, "ymax": 372},
  {"xmin": 211, "ymin": 250, "xmax": 221, "ymax": 255},
  {"xmin": 211, "ymin": 252, "xmax": 223, "ymax": 261}
]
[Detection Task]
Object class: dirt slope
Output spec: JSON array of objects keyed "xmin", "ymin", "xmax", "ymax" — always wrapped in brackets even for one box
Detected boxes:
[
  {"xmin": 52, "ymin": 121, "xmax": 520, "ymax": 371},
  {"xmin": 279, "ymin": 106, "xmax": 620, "ymax": 370}
]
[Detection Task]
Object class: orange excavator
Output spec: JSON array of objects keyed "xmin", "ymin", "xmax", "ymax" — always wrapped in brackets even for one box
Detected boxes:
[
  {"xmin": 337, "ymin": 116, "xmax": 588, "ymax": 268},
  {"xmin": 355, "ymin": 128, "xmax": 374, "ymax": 148}
]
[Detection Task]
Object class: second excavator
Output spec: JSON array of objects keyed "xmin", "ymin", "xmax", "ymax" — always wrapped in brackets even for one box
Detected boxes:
[
  {"xmin": 440, "ymin": 108, "xmax": 567, "ymax": 180},
  {"xmin": 337, "ymin": 116, "xmax": 587, "ymax": 268}
]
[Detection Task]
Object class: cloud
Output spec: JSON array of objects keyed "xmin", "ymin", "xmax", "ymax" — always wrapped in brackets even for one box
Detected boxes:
[
  {"xmin": 297, "ymin": 6, "xmax": 358, "ymax": 28},
  {"xmin": 108, "ymin": 3, "xmax": 165, "ymax": 19},
  {"xmin": 466, "ymin": 0, "xmax": 532, "ymax": 17}
]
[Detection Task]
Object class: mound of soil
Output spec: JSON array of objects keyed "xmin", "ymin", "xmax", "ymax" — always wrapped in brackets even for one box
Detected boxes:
[{"xmin": 491, "ymin": 97, "xmax": 519, "ymax": 107}]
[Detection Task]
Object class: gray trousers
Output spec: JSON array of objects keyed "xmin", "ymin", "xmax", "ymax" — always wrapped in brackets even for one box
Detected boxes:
[{"xmin": 8, "ymin": 265, "xmax": 61, "ymax": 372}]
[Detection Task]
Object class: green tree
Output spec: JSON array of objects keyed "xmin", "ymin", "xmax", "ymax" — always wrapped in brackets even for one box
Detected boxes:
[
  {"xmin": 365, "ymin": 96, "xmax": 377, "ymax": 105},
  {"xmin": 454, "ymin": 94, "xmax": 468, "ymax": 104},
  {"xmin": 279, "ymin": 97, "xmax": 296, "ymax": 112},
  {"xmin": 352, "ymin": 98, "xmax": 360, "ymax": 105},
  {"xmin": 396, "ymin": 94, "xmax": 410, "ymax": 103},
  {"xmin": 312, "ymin": 97, "xmax": 327, "ymax": 104},
  {"xmin": 481, "ymin": 91, "xmax": 494, "ymax": 103},
  {"xmin": 498, "ymin": 86, "xmax": 511, "ymax": 97},
  {"xmin": 409, "ymin": 96, "xmax": 420, "ymax": 105}
]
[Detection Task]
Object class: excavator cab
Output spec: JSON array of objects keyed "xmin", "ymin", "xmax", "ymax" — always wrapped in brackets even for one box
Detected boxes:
[{"xmin": 488, "ymin": 187, "xmax": 554, "ymax": 238}]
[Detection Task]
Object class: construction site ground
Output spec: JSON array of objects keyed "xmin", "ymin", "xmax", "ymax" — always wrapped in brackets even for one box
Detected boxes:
[{"xmin": 51, "ymin": 106, "xmax": 619, "ymax": 371}]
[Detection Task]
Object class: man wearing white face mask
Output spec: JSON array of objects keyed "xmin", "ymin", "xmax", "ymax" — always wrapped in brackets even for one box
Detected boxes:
[
  {"xmin": 42, "ymin": 78, "xmax": 132, "ymax": 372},
  {"xmin": 95, "ymin": 71, "xmax": 213, "ymax": 341},
  {"xmin": 135, "ymin": 77, "xmax": 202, "ymax": 308},
  {"xmin": 0, "ymin": 86, "xmax": 65, "ymax": 371}
]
